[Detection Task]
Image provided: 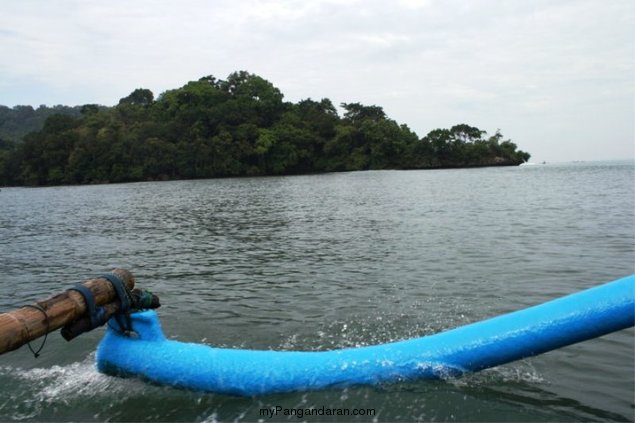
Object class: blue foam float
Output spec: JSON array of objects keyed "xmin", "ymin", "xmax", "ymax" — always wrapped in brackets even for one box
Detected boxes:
[{"xmin": 96, "ymin": 275, "xmax": 635, "ymax": 396}]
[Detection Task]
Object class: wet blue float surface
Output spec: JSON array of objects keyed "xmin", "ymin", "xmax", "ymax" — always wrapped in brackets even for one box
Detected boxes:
[{"xmin": 96, "ymin": 275, "xmax": 635, "ymax": 396}]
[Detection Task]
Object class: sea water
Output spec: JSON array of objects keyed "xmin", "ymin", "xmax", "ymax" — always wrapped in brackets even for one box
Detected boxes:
[{"xmin": 0, "ymin": 161, "xmax": 633, "ymax": 421}]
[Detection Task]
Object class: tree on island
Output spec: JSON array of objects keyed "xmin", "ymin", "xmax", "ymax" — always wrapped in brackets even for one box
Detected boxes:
[{"xmin": 0, "ymin": 71, "xmax": 530, "ymax": 186}]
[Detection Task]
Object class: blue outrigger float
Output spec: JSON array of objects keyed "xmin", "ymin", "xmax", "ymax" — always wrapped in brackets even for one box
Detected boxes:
[{"xmin": 95, "ymin": 275, "xmax": 635, "ymax": 396}]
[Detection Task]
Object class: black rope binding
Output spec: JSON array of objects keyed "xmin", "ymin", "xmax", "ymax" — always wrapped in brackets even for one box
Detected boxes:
[
  {"xmin": 67, "ymin": 283, "xmax": 104, "ymax": 330},
  {"xmin": 23, "ymin": 272, "xmax": 142, "ymax": 358},
  {"xmin": 100, "ymin": 272, "xmax": 134, "ymax": 334},
  {"xmin": 66, "ymin": 272, "xmax": 133, "ymax": 336},
  {"xmin": 23, "ymin": 304, "xmax": 50, "ymax": 358}
]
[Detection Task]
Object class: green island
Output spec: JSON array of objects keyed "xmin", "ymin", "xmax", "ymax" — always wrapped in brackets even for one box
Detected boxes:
[{"xmin": 0, "ymin": 71, "xmax": 530, "ymax": 186}]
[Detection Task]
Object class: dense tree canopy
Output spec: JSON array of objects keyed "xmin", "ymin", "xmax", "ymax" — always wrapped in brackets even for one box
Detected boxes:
[
  {"xmin": 0, "ymin": 104, "xmax": 84, "ymax": 143},
  {"xmin": 0, "ymin": 71, "xmax": 530, "ymax": 186}
]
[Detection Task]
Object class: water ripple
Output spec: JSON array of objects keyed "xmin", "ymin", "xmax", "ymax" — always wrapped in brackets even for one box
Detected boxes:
[{"xmin": 0, "ymin": 162, "xmax": 633, "ymax": 421}]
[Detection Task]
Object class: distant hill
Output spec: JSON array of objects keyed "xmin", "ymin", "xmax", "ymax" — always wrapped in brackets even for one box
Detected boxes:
[
  {"xmin": 0, "ymin": 105, "xmax": 84, "ymax": 144},
  {"xmin": 0, "ymin": 71, "xmax": 530, "ymax": 186}
]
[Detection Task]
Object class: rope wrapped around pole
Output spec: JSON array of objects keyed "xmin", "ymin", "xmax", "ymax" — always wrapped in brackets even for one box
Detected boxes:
[{"xmin": 0, "ymin": 268, "xmax": 135, "ymax": 356}]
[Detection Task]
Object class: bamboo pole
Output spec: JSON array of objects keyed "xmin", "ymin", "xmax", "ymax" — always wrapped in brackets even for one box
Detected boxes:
[{"xmin": 0, "ymin": 268, "xmax": 134, "ymax": 355}]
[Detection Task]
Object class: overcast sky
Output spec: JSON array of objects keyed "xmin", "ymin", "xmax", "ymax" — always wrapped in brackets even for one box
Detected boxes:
[{"xmin": 1, "ymin": 0, "xmax": 633, "ymax": 163}]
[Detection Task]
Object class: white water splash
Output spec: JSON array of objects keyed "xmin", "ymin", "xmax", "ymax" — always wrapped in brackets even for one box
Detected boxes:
[
  {"xmin": 450, "ymin": 360, "xmax": 546, "ymax": 387},
  {"xmin": 2, "ymin": 353, "xmax": 147, "ymax": 405}
]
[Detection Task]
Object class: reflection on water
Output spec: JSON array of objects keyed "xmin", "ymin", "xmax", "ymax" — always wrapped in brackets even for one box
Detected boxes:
[{"xmin": 0, "ymin": 161, "xmax": 633, "ymax": 421}]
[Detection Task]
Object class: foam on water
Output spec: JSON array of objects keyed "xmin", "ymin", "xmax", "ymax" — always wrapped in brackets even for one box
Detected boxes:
[
  {"xmin": 0, "ymin": 354, "xmax": 151, "ymax": 421},
  {"xmin": 451, "ymin": 360, "xmax": 546, "ymax": 386}
]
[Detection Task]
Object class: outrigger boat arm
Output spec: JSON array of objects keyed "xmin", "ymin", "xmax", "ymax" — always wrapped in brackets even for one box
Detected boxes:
[{"xmin": 96, "ymin": 275, "xmax": 635, "ymax": 396}]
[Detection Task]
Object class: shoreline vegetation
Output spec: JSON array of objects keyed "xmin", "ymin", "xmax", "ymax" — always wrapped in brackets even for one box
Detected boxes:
[{"xmin": 0, "ymin": 71, "xmax": 530, "ymax": 187}]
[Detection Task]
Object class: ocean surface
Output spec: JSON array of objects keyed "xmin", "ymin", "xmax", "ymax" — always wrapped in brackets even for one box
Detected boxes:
[{"xmin": 0, "ymin": 161, "xmax": 633, "ymax": 422}]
